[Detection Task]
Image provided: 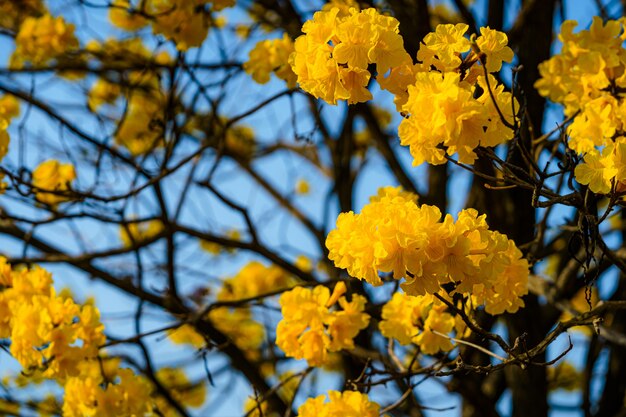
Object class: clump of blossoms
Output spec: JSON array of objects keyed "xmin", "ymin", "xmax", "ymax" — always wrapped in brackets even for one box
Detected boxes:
[
  {"xmin": 109, "ymin": 0, "xmax": 235, "ymax": 50},
  {"xmin": 119, "ymin": 219, "xmax": 164, "ymax": 247},
  {"xmin": 0, "ymin": 258, "xmax": 105, "ymax": 380},
  {"xmin": 291, "ymin": 6, "xmax": 517, "ymax": 164},
  {"xmin": 298, "ymin": 391, "xmax": 382, "ymax": 417},
  {"xmin": 85, "ymin": 38, "xmax": 169, "ymax": 155},
  {"xmin": 276, "ymin": 282, "xmax": 370, "ymax": 366},
  {"xmin": 395, "ymin": 24, "xmax": 517, "ymax": 165},
  {"xmin": 244, "ymin": 34, "xmax": 297, "ymax": 88},
  {"xmin": 154, "ymin": 368, "xmax": 207, "ymax": 416},
  {"xmin": 0, "ymin": 95, "xmax": 19, "ymax": 192},
  {"xmin": 326, "ymin": 186, "xmax": 529, "ymax": 315},
  {"xmin": 290, "ymin": 7, "xmax": 410, "ymax": 104},
  {"xmin": 31, "ymin": 159, "xmax": 76, "ymax": 206},
  {"xmin": 379, "ymin": 292, "xmax": 469, "ymax": 355},
  {"xmin": 63, "ymin": 369, "xmax": 154, "ymax": 416},
  {"xmin": 535, "ymin": 17, "xmax": 626, "ymax": 194},
  {"xmin": 10, "ymin": 14, "xmax": 79, "ymax": 68}
]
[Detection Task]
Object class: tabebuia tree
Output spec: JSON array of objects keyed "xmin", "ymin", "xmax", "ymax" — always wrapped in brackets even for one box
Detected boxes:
[{"xmin": 1, "ymin": 0, "xmax": 626, "ymax": 416}]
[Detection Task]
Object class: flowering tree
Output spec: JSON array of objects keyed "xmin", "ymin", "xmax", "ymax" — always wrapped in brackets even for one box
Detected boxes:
[{"xmin": 0, "ymin": 0, "xmax": 625, "ymax": 416}]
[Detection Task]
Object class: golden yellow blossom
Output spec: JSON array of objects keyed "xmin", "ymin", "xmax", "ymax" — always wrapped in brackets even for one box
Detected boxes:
[
  {"xmin": 145, "ymin": 0, "xmax": 234, "ymax": 51},
  {"xmin": 11, "ymin": 14, "xmax": 79, "ymax": 68},
  {"xmin": 295, "ymin": 178, "xmax": 310, "ymax": 195},
  {"xmin": 290, "ymin": 7, "xmax": 409, "ymax": 105},
  {"xmin": 327, "ymin": 186, "xmax": 529, "ymax": 313},
  {"xmin": 0, "ymin": 260, "xmax": 105, "ymax": 382},
  {"xmin": 155, "ymin": 368, "xmax": 207, "ymax": 415},
  {"xmin": 298, "ymin": 391, "xmax": 381, "ymax": 417},
  {"xmin": 32, "ymin": 160, "xmax": 76, "ymax": 206},
  {"xmin": 63, "ymin": 369, "xmax": 153, "ymax": 417},
  {"xmin": 0, "ymin": 95, "xmax": 20, "ymax": 122},
  {"xmin": 109, "ymin": 0, "xmax": 148, "ymax": 31},
  {"xmin": 119, "ymin": 219, "xmax": 164, "ymax": 247},
  {"xmin": 276, "ymin": 284, "xmax": 369, "ymax": 366},
  {"xmin": 244, "ymin": 34, "xmax": 297, "ymax": 88}
]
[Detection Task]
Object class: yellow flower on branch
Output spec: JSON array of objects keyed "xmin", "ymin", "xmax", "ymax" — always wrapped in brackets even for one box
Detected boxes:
[
  {"xmin": 326, "ymin": 186, "xmax": 529, "ymax": 314},
  {"xmin": 11, "ymin": 14, "xmax": 79, "ymax": 68},
  {"xmin": 32, "ymin": 160, "xmax": 76, "ymax": 206},
  {"xmin": 276, "ymin": 283, "xmax": 369, "ymax": 366},
  {"xmin": 298, "ymin": 391, "xmax": 381, "ymax": 417}
]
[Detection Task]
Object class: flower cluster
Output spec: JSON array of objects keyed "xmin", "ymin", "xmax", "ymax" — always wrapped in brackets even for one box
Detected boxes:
[
  {"xmin": 85, "ymin": 38, "xmax": 169, "ymax": 155},
  {"xmin": 276, "ymin": 282, "xmax": 370, "ymax": 366},
  {"xmin": 119, "ymin": 219, "xmax": 164, "ymax": 247},
  {"xmin": 0, "ymin": 258, "xmax": 105, "ymax": 380},
  {"xmin": 326, "ymin": 186, "xmax": 529, "ymax": 314},
  {"xmin": 290, "ymin": 7, "xmax": 410, "ymax": 104},
  {"xmin": 298, "ymin": 391, "xmax": 381, "ymax": 417},
  {"xmin": 109, "ymin": 0, "xmax": 235, "ymax": 50},
  {"xmin": 535, "ymin": 17, "xmax": 626, "ymax": 194},
  {"xmin": 32, "ymin": 160, "xmax": 76, "ymax": 206},
  {"xmin": 155, "ymin": 367, "xmax": 207, "ymax": 416},
  {"xmin": 63, "ymin": 369, "xmax": 153, "ymax": 417},
  {"xmin": 11, "ymin": 14, "xmax": 79, "ymax": 68},
  {"xmin": 396, "ymin": 24, "xmax": 516, "ymax": 165},
  {"xmin": 291, "ymin": 6, "xmax": 516, "ymax": 164},
  {"xmin": 379, "ymin": 292, "xmax": 468, "ymax": 354},
  {"xmin": 244, "ymin": 34, "xmax": 297, "ymax": 88},
  {"xmin": 0, "ymin": 95, "xmax": 18, "ymax": 191}
]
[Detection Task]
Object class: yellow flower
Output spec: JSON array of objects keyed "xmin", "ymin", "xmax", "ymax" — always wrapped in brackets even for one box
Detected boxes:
[
  {"xmin": 244, "ymin": 34, "xmax": 297, "ymax": 88},
  {"xmin": 298, "ymin": 391, "xmax": 381, "ymax": 417},
  {"xmin": 32, "ymin": 160, "xmax": 76, "ymax": 206},
  {"xmin": 295, "ymin": 178, "xmax": 310, "ymax": 195},
  {"xmin": 291, "ymin": 7, "xmax": 409, "ymax": 105},
  {"xmin": 379, "ymin": 292, "xmax": 456, "ymax": 354},
  {"xmin": 109, "ymin": 0, "xmax": 148, "ymax": 31},
  {"xmin": 471, "ymin": 240, "xmax": 529, "ymax": 315},
  {"xmin": 327, "ymin": 186, "xmax": 529, "ymax": 313},
  {"xmin": 63, "ymin": 369, "xmax": 153, "ymax": 417},
  {"xmin": 417, "ymin": 23, "xmax": 471, "ymax": 71},
  {"xmin": 276, "ymin": 284, "xmax": 369, "ymax": 366},
  {"xmin": 145, "ymin": 0, "xmax": 233, "ymax": 51},
  {"xmin": 11, "ymin": 15, "xmax": 79, "ymax": 68},
  {"xmin": 414, "ymin": 309, "xmax": 455, "ymax": 354},
  {"xmin": 119, "ymin": 219, "xmax": 164, "ymax": 247},
  {"xmin": 399, "ymin": 70, "xmax": 515, "ymax": 166},
  {"xmin": 155, "ymin": 367, "xmax": 207, "ymax": 415},
  {"xmin": 295, "ymin": 255, "xmax": 314, "ymax": 272},
  {"xmin": 475, "ymin": 27, "xmax": 514, "ymax": 72},
  {"xmin": 0, "ymin": 260, "xmax": 106, "ymax": 381},
  {"xmin": 574, "ymin": 148, "xmax": 617, "ymax": 194},
  {"xmin": 115, "ymin": 93, "xmax": 165, "ymax": 155},
  {"xmin": 224, "ymin": 123, "xmax": 257, "ymax": 159},
  {"xmin": 0, "ymin": 95, "xmax": 20, "ymax": 122},
  {"xmin": 87, "ymin": 79, "xmax": 122, "ymax": 111},
  {"xmin": 168, "ymin": 324, "xmax": 206, "ymax": 349}
]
